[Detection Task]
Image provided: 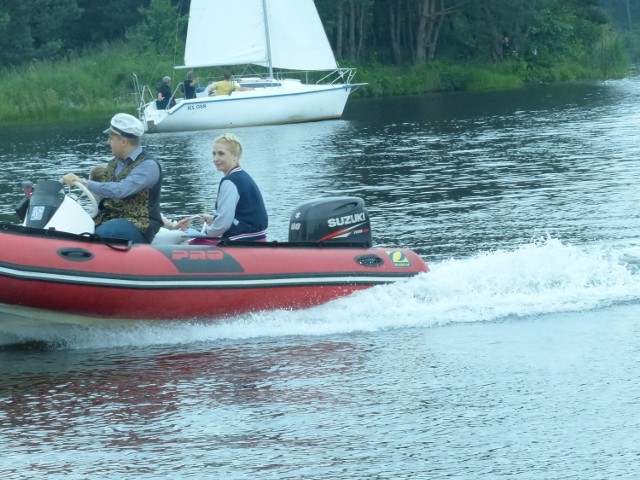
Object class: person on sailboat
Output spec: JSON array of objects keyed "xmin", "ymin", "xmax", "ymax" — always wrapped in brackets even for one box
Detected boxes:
[
  {"xmin": 183, "ymin": 71, "xmax": 198, "ymax": 99},
  {"xmin": 156, "ymin": 76, "xmax": 176, "ymax": 109},
  {"xmin": 207, "ymin": 72, "xmax": 254, "ymax": 96},
  {"xmin": 61, "ymin": 113, "xmax": 164, "ymax": 244},
  {"xmin": 181, "ymin": 132, "xmax": 268, "ymax": 244}
]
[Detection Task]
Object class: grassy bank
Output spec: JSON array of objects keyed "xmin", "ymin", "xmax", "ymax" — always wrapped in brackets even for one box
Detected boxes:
[
  {"xmin": 0, "ymin": 42, "xmax": 627, "ymax": 126},
  {"xmin": 0, "ymin": 43, "xmax": 172, "ymax": 125}
]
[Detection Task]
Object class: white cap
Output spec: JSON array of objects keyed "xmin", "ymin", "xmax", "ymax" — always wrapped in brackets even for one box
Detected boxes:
[{"xmin": 103, "ymin": 113, "xmax": 144, "ymax": 138}]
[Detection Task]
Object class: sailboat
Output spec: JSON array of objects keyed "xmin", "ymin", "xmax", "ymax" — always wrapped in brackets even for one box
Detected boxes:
[{"xmin": 136, "ymin": 0, "xmax": 366, "ymax": 133}]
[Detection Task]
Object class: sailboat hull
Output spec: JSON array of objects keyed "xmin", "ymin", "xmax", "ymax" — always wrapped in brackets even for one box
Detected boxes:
[{"xmin": 142, "ymin": 83, "xmax": 356, "ymax": 133}]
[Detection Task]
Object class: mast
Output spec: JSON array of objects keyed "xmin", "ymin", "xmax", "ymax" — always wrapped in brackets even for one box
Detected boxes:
[{"xmin": 262, "ymin": 0, "xmax": 274, "ymax": 78}]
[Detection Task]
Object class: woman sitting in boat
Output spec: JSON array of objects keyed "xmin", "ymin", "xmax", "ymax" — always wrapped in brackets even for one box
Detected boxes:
[{"xmin": 186, "ymin": 133, "xmax": 268, "ymax": 245}]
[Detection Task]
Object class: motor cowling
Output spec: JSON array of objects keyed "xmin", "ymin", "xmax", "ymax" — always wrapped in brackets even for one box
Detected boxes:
[
  {"xmin": 24, "ymin": 180, "xmax": 65, "ymax": 229},
  {"xmin": 289, "ymin": 196, "xmax": 372, "ymax": 246}
]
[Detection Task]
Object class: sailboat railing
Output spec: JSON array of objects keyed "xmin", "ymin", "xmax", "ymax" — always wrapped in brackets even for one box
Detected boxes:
[
  {"xmin": 134, "ymin": 74, "xmax": 156, "ymax": 104},
  {"xmin": 133, "ymin": 73, "xmax": 158, "ymax": 124},
  {"xmin": 316, "ymin": 68, "xmax": 358, "ymax": 85},
  {"xmin": 138, "ymin": 85, "xmax": 156, "ymax": 106},
  {"xmin": 133, "ymin": 74, "xmax": 151, "ymax": 106},
  {"xmin": 132, "ymin": 73, "xmax": 142, "ymax": 100}
]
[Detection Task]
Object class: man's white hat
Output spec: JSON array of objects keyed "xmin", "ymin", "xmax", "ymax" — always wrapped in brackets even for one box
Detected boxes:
[{"xmin": 103, "ymin": 113, "xmax": 144, "ymax": 138}]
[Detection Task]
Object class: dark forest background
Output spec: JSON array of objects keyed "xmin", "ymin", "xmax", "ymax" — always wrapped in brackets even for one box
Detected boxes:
[{"xmin": 1, "ymin": 0, "xmax": 638, "ymax": 70}]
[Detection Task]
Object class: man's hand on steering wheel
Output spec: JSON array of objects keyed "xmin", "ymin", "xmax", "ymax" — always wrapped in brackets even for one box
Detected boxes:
[
  {"xmin": 60, "ymin": 173, "xmax": 99, "ymax": 218},
  {"xmin": 61, "ymin": 173, "xmax": 83, "ymax": 187}
]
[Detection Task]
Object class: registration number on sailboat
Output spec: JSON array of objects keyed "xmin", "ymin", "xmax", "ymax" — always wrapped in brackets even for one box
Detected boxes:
[{"xmin": 187, "ymin": 104, "xmax": 207, "ymax": 110}]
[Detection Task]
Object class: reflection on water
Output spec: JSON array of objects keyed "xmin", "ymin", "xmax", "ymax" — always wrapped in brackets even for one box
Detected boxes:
[{"xmin": 2, "ymin": 306, "xmax": 640, "ymax": 479}]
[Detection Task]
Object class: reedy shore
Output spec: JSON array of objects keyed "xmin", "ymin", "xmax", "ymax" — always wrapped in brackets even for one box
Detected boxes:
[{"xmin": 0, "ymin": 41, "xmax": 628, "ymax": 126}]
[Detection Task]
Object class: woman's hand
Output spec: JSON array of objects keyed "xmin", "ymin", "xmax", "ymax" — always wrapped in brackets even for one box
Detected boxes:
[
  {"xmin": 200, "ymin": 214, "xmax": 214, "ymax": 225},
  {"xmin": 174, "ymin": 216, "xmax": 193, "ymax": 231}
]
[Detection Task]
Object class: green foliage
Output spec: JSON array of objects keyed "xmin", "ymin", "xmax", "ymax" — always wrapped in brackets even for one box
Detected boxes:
[
  {"xmin": 126, "ymin": 0, "xmax": 186, "ymax": 58},
  {"xmin": 463, "ymin": 66, "xmax": 524, "ymax": 92},
  {"xmin": 0, "ymin": 0, "xmax": 634, "ymax": 125},
  {"xmin": 0, "ymin": 0, "xmax": 190, "ymax": 124},
  {"xmin": 623, "ymin": 27, "xmax": 640, "ymax": 63},
  {"xmin": 0, "ymin": 42, "xmax": 172, "ymax": 124},
  {"xmin": 354, "ymin": 61, "xmax": 524, "ymax": 98},
  {"xmin": 593, "ymin": 28, "xmax": 629, "ymax": 78},
  {"xmin": 0, "ymin": 0, "xmax": 82, "ymax": 68},
  {"xmin": 71, "ymin": 0, "xmax": 149, "ymax": 47}
]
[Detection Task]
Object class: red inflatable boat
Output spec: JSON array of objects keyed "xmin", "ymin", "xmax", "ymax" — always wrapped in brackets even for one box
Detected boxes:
[{"xmin": 0, "ymin": 182, "xmax": 428, "ymax": 322}]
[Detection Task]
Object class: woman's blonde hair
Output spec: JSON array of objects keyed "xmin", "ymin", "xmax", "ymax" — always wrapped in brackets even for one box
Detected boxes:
[{"xmin": 214, "ymin": 132, "xmax": 243, "ymax": 158}]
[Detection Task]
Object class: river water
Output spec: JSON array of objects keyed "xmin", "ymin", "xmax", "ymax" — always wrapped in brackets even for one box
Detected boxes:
[{"xmin": 1, "ymin": 77, "xmax": 640, "ymax": 478}]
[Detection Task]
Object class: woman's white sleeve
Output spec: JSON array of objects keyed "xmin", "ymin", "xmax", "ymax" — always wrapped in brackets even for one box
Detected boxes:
[{"xmin": 205, "ymin": 181, "xmax": 239, "ymax": 237}]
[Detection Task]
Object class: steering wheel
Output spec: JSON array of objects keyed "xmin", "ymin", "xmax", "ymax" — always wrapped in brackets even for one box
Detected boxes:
[{"xmin": 70, "ymin": 180, "xmax": 99, "ymax": 218}]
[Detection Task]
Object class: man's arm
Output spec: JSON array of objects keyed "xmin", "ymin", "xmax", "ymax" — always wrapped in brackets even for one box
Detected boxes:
[{"xmin": 87, "ymin": 160, "xmax": 160, "ymax": 199}]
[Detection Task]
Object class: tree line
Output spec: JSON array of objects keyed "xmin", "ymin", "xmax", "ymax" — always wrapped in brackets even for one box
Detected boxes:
[{"xmin": 0, "ymin": 0, "xmax": 637, "ymax": 72}]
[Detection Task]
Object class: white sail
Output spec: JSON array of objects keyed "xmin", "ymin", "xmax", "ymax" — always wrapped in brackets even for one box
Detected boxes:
[{"xmin": 183, "ymin": 0, "xmax": 338, "ymax": 71}]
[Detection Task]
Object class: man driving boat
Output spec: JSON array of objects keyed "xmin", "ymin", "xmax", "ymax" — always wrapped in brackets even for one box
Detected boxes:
[{"xmin": 61, "ymin": 113, "xmax": 163, "ymax": 243}]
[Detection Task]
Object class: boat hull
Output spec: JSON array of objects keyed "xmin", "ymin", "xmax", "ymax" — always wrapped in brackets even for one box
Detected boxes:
[
  {"xmin": 142, "ymin": 84, "xmax": 355, "ymax": 133},
  {"xmin": 0, "ymin": 224, "xmax": 428, "ymax": 321}
]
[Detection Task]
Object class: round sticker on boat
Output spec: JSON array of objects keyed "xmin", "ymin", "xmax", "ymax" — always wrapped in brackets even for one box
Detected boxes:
[{"xmin": 385, "ymin": 250, "xmax": 412, "ymax": 268}]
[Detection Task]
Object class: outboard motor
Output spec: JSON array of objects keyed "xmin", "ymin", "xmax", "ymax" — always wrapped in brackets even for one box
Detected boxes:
[
  {"xmin": 24, "ymin": 180, "xmax": 65, "ymax": 228},
  {"xmin": 289, "ymin": 196, "xmax": 372, "ymax": 246}
]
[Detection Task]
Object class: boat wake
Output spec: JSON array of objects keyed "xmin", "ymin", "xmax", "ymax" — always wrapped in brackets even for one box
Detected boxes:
[{"xmin": 4, "ymin": 237, "xmax": 640, "ymax": 350}]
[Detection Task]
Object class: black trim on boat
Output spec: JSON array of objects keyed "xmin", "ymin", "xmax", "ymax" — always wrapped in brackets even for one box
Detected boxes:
[
  {"xmin": 0, "ymin": 222, "xmax": 132, "ymax": 250},
  {"xmin": 0, "ymin": 222, "xmax": 374, "ymax": 251}
]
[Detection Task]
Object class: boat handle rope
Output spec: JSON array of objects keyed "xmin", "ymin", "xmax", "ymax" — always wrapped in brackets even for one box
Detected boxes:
[
  {"xmin": 97, "ymin": 236, "xmax": 133, "ymax": 252},
  {"xmin": 76, "ymin": 232, "xmax": 133, "ymax": 252}
]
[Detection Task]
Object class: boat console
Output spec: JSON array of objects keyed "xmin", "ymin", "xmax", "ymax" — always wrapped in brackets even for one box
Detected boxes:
[{"xmin": 18, "ymin": 179, "xmax": 96, "ymax": 235}]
